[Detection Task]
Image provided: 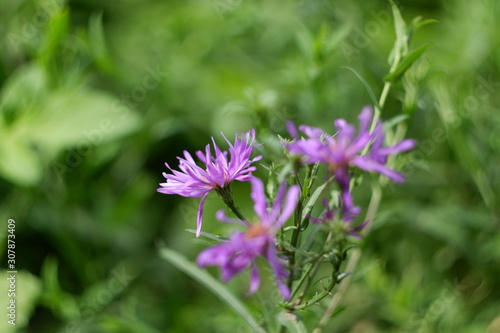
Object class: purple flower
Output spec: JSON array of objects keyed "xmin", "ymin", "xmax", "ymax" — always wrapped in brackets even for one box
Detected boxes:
[
  {"xmin": 286, "ymin": 106, "xmax": 415, "ymax": 216},
  {"xmin": 309, "ymin": 199, "xmax": 367, "ymax": 238},
  {"xmin": 197, "ymin": 177, "xmax": 300, "ymax": 300},
  {"xmin": 157, "ymin": 130, "xmax": 262, "ymax": 236}
]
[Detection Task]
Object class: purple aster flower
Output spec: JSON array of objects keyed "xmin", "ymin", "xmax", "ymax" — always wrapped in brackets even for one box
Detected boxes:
[
  {"xmin": 197, "ymin": 177, "xmax": 300, "ymax": 300},
  {"xmin": 157, "ymin": 130, "xmax": 262, "ymax": 237},
  {"xmin": 309, "ymin": 199, "xmax": 367, "ymax": 238},
  {"xmin": 286, "ymin": 106, "xmax": 415, "ymax": 216}
]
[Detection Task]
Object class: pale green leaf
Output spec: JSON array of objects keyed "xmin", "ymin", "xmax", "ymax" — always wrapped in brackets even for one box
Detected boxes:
[
  {"xmin": 384, "ymin": 43, "xmax": 434, "ymax": 82},
  {"xmin": 21, "ymin": 89, "xmax": 141, "ymax": 151},
  {"xmin": 389, "ymin": 0, "xmax": 408, "ymax": 55},
  {"xmin": 0, "ymin": 135, "xmax": 43, "ymax": 186},
  {"xmin": 0, "ymin": 64, "xmax": 49, "ymax": 115},
  {"xmin": 0, "ymin": 271, "xmax": 42, "ymax": 332},
  {"xmin": 411, "ymin": 17, "xmax": 439, "ymax": 33},
  {"xmin": 301, "ymin": 176, "xmax": 333, "ymax": 223},
  {"xmin": 383, "ymin": 114, "xmax": 409, "ymax": 130}
]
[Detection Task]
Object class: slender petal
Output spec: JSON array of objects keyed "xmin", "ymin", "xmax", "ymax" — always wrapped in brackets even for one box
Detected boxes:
[
  {"xmin": 286, "ymin": 120, "xmax": 299, "ymax": 139},
  {"xmin": 250, "ymin": 177, "xmax": 269, "ymax": 222},
  {"xmin": 158, "ymin": 130, "xmax": 261, "ymax": 236},
  {"xmin": 197, "ymin": 178, "xmax": 298, "ymax": 299},
  {"xmin": 285, "ymin": 105, "xmax": 415, "ymax": 217},
  {"xmin": 196, "ymin": 193, "xmax": 209, "ymax": 237},
  {"xmin": 275, "ymin": 185, "xmax": 300, "ymax": 228},
  {"xmin": 216, "ymin": 209, "xmax": 251, "ymax": 227},
  {"xmin": 248, "ymin": 264, "xmax": 260, "ymax": 295}
]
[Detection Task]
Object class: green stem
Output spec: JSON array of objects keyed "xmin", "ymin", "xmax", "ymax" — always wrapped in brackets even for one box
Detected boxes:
[
  {"xmin": 289, "ymin": 274, "xmax": 338, "ymax": 311},
  {"xmin": 286, "ymin": 196, "xmax": 304, "ymax": 290},
  {"xmin": 288, "ymin": 261, "xmax": 317, "ymax": 301},
  {"xmin": 313, "ymin": 42, "xmax": 403, "ymax": 332},
  {"xmin": 312, "ymin": 185, "xmax": 382, "ymax": 333},
  {"xmin": 225, "ymin": 198, "xmax": 246, "ymax": 221},
  {"xmin": 293, "ymin": 231, "xmax": 334, "ymax": 304},
  {"xmin": 294, "ymin": 259, "xmax": 323, "ymax": 305},
  {"xmin": 216, "ymin": 185, "xmax": 247, "ymax": 221}
]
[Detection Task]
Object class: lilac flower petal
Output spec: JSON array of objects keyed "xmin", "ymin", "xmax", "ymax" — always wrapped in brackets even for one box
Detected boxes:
[
  {"xmin": 299, "ymin": 125, "xmax": 324, "ymax": 138},
  {"xmin": 158, "ymin": 130, "xmax": 261, "ymax": 235},
  {"xmin": 321, "ymin": 199, "xmax": 336, "ymax": 221},
  {"xmin": 358, "ymin": 106, "xmax": 373, "ymax": 134},
  {"xmin": 250, "ymin": 177, "xmax": 268, "ymax": 222},
  {"xmin": 286, "ymin": 120, "xmax": 299, "ymax": 139},
  {"xmin": 223, "ymin": 252, "xmax": 252, "ymax": 281},
  {"xmin": 348, "ymin": 231, "xmax": 363, "ymax": 239},
  {"xmin": 212, "ymin": 138, "xmax": 229, "ymax": 171},
  {"xmin": 275, "ymin": 185, "xmax": 300, "ymax": 228},
  {"xmin": 197, "ymin": 243, "xmax": 229, "ymax": 267},
  {"xmin": 334, "ymin": 120, "xmax": 356, "ymax": 146},
  {"xmin": 284, "ymin": 106, "xmax": 415, "ymax": 221},
  {"xmin": 277, "ymin": 280, "xmax": 291, "ymax": 301},
  {"xmin": 265, "ymin": 245, "xmax": 290, "ymax": 300},
  {"xmin": 269, "ymin": 182, "xmax": 287, "ymax": 225},
  {"xmin": 321, "ymin": 198, "xmax": 329, "ymax": 208},
  {"xmin": 196, "ymin": 193, "xmax": 209, "ymax": 237},
  {"xmin": 370, "ymin": 122, "xmax": 385, "ymax": 151},
  {"xmin": 248, "ymin": 264, "xmax": 260, "ymax": 295},
  {"xmin": 216, "ymin": 210, "xmax": 251, "ymax": 227},
  {"xmin": 199, "ymin": 178, "xmax": 300, "ymax": 298},
  {"xmin": 352, "ymin": 157, "xmax": 406, "ymax": 182},
  {"xmin": 375, "ymin": 139, "xmax": 416, "ymax": 156}
]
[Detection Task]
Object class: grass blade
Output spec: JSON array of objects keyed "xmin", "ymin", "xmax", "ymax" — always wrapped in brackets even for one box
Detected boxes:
[
  {"xmin": 159, "ymin": 247, "xmax": 266, "ymax": 333},
  {"xmin": 341, "ymin": 66, "xmax": 380, "ymax": 110}
]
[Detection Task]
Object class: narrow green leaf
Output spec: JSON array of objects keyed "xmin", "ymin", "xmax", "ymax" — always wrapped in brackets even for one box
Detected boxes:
[
  {"xmin": 266, "ymin": 163, "xmax": 277, "ymax": 199},
  {"xmin": 412, "ymin": 17, "xmax": 439, "ymax": 32},
  {"xmin": 277, "ymin": 312, "xmax": 308, "ymax": 333},
  {"xmin": 383, "ymin": 114, "xmax": 409, "ymax": 130},
  {"xmin": 301, "ymin": 177, "xmax": 333, "ymax": 223},
  {"xmin": 159, "ymin": 248, "xmax": 266, "ymax": 333},
  {"xmin": 342, "ymin": 66, "xmax": 380, "ymax": 110},
  {"xmin": 384, "ymin": 43, "xmax": 433, "ymax": 82},
  {"xmin": 326, "ymin": 22, "xmax": 354, "ymax": 54},
  {"xmin": 295, "ymin": 23, "xmax": 314, "ymax": 62},
  {"xmin": 337, "ymin": 272, "xmax": 352, "ymax": 281},
  {"xmin": 278, "ymin": 162, "xmax": 294, "ymax": 183},
  {"xmin": 314, "ymin": 22, "xmax": 353, "ymax": 63},
  {"xmin": 185, "ymin": 229, "xmax": 228, "ymax": 243},
  {"xmin": 389, "ymin": 0, "xmax": 408, "ymax": 55},
  {"xmin": 88, "ymin": 12, "xmax": 116, "ymax": 73},
  {"xmin": 40, "ymin": 257, "xmax": 79, "ymax": 320},
  {"xmin": 38, "ymin": 5, "xmax": 68, "ymax": 70}
]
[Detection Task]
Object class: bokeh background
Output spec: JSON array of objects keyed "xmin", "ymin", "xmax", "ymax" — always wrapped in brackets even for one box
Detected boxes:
[{"xmin": 1, "ymin": 0, "xmax": 499, "ymax": 332}]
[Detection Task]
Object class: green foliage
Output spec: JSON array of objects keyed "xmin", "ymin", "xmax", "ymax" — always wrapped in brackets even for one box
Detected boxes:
[{"xmin": 0, "ymin": 0, "xmax": 498, "ymax": 332}]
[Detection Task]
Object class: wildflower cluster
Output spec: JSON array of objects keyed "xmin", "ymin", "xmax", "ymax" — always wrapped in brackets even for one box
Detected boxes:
[{"xmin": 157, "ymin": 106, "xmax": 415, "ymax": 306}]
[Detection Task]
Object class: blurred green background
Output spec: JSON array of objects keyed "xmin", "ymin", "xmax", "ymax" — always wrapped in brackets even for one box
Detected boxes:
[{"xmin": 0, "ymin": 0, "xmax": 499, "ymax": 332}]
